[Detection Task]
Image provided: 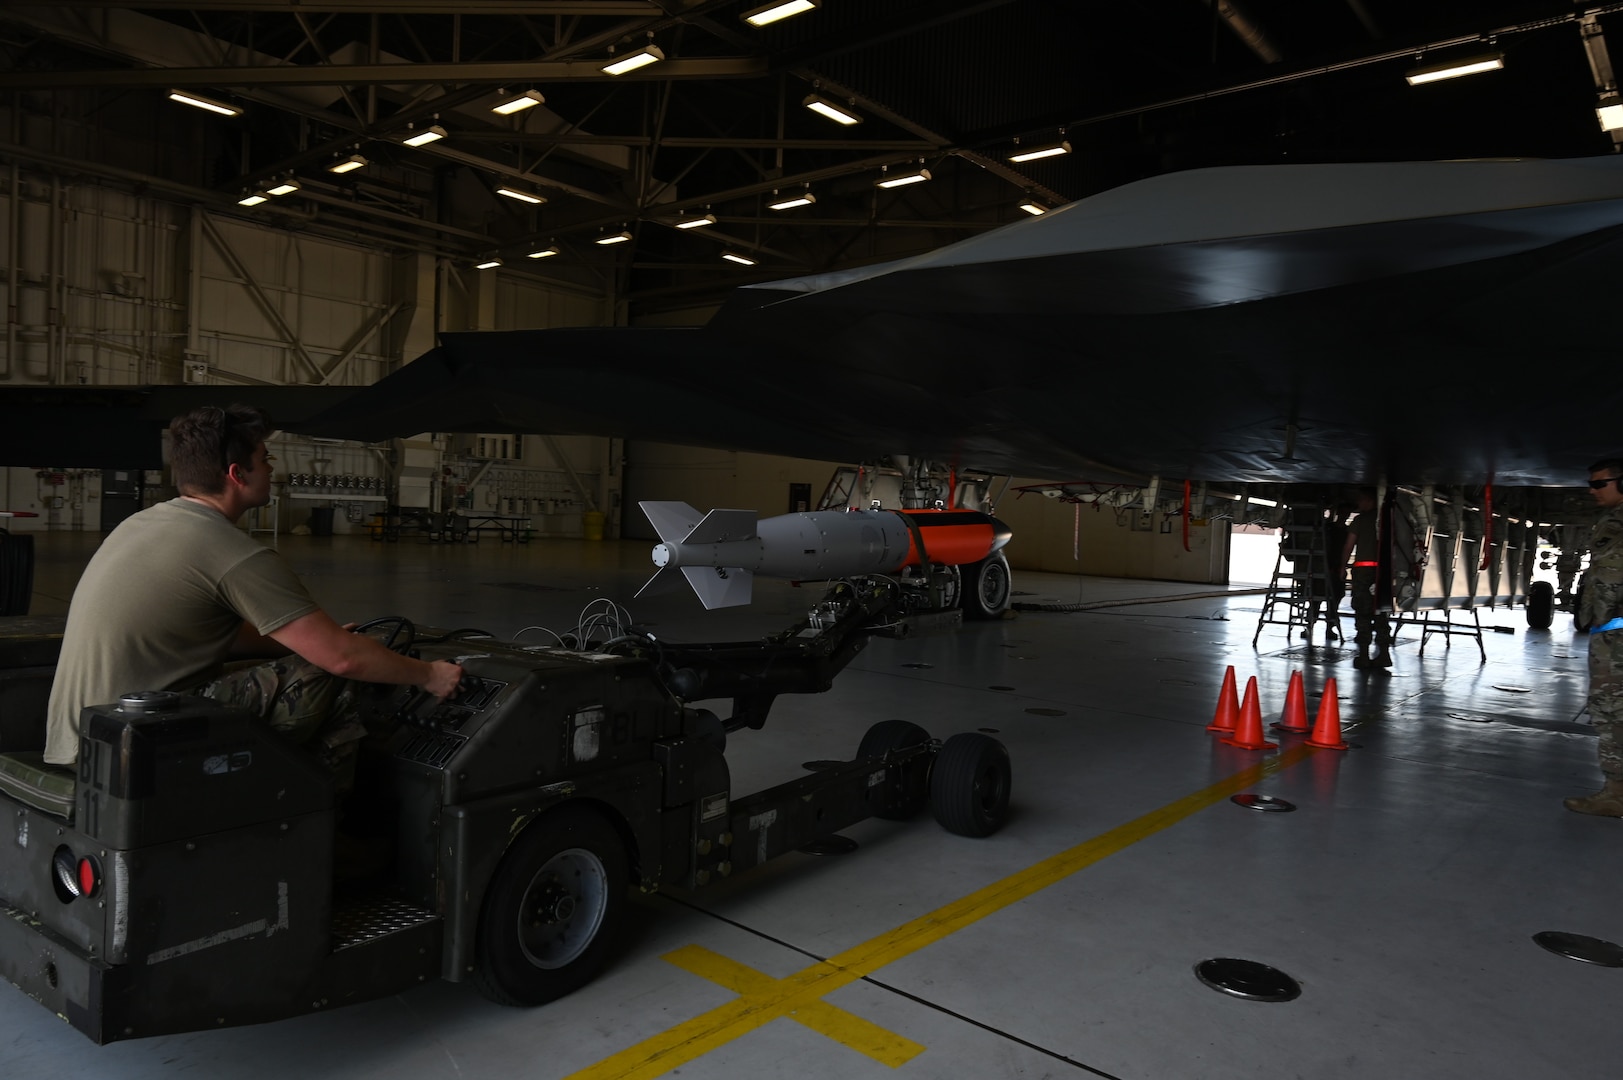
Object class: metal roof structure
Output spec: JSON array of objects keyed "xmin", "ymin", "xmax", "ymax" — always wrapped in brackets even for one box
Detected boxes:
[{"xmin": 2, "ymin": 1, "xmax": 1619, "ymax": 314}]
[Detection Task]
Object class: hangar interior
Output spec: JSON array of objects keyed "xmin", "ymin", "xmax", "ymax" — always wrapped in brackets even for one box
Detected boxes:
[{"xmin": 1, "ymin": 1, "xmax": 1620, "ymax": 1077}]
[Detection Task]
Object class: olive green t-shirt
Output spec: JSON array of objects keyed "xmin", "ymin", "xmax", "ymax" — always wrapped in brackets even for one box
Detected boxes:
[{"xmin": 44, "ymin": 499, "xmax": 319, "ymax": 765}]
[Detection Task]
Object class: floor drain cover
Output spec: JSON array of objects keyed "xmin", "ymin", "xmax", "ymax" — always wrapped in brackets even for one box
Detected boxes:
[
  {"xmin": 1493, "ymin": 685, "xmax": 1534, "ymax": 693},
  {"xmin": 801, "ymin": 760, "xmax": 845, "ymax": 771},
  {"xmin": 1025, "ymin": 707, "xmax": 1066, "ymax": 716},
  {"xmin": 989, "ymin": 685, "xmax": 1016, "ymax": 691},
  {"xmin": 799, "ymin": 836, "xmax": 859, "ymax": 857},
  {"xmin": 1194, "ymin": 958, "xmax": 1301, "ymax": 1001},
  {"xmin": 1231, "ymin": 794, "xmax": 1296, "ymax": 813},
  {"xmin": 901, "ymin": 662, "xmax": 934, "ymax": 669},
  {"xmin": 1533, "ymin": 932, "xmax": 1623, "ymax": 966}
]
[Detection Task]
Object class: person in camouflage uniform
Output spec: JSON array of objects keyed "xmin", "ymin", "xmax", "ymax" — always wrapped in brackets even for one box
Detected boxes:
[
  {"xmin": 1341, "ymin": 488, "xmax": 1391, "ymax": 670},
  {"xmin": 1566, "ymin": 456, "xmax": 1623, "ymax": 816}
]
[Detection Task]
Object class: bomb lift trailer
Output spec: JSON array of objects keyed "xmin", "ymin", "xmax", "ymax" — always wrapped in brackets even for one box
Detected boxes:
[{"xmin": 0, "ymin": 578, "xmax": 1011, "ymax": 1043}]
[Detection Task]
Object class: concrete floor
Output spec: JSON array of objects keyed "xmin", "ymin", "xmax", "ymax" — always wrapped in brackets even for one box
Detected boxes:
[{"xmin": 2, "ymin": 531, "xmax": 1615, "ymax": 1079}]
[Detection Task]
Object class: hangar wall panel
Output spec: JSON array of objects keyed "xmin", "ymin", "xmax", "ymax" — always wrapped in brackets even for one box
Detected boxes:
[
  {"xmin": 621, "ymin": 443, "xmax": 840, "ymax": 541},
  {"xmin": 995, "ymin": 484, "xmax": 1231, "ymax": 585}
]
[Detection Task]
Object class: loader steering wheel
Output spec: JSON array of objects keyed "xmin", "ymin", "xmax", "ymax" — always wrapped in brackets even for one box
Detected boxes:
[{"xmin": 353, "ymin": 615, "xmax": 417, "ymax": 654}]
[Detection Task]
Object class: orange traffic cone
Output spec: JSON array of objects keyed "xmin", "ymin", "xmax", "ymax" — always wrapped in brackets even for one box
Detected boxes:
[
  {"xmin": 1273, "ymin": 670, "xmax": 1310, "ymax": 733},
  {"xmin": 1206, "ymin": 665, "xmax": 1240, "ymax": 734},
  {"xmin": 1222, "ymin": 676, "xmax": 1278, "ymax": 750},
  {"xmin": 1306, "ymin": 677, "xmax": 1350, "ymax": 750}
]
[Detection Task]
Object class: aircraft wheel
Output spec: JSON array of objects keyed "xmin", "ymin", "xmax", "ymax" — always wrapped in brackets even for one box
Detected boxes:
[
  {"xmin": 929, "ymin": 733, "xmax": 1011, "ymax": 838},
  {"xmin": 473, "ymin": 803, "xmax": 627, "ymax": 1007},
  {"xmin": 961, "ymin": 551, "xmax": 1012, "ymax": 619},
  {"xmin": 1526, "ymin": 581, "xmax": 1554, "ymax": 630},
  {"xmin": 0, "ymin": 531, "xmax": 34, "ymax": 617},
  {"xmin": 857, "ymin": 720, "xmax": 932, "ymax": 820}
]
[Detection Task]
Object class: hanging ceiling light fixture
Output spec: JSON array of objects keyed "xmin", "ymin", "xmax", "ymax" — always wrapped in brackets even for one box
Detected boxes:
[
  {"xmin": 768, "ymin": 190, "xmax": 816, "ymax": 210},
  {"xmin": 168, "ymin": 90, "xmax": 241, "ymax": 117},
  {"xmin": 492, "ymin": 89, "xmax": 546, "ymax": 115},
  {"xmin": 603, "ymin": 43, "xmax": 665, "ymax": 76},
  {"xmin": 742, "ymin": 0, "xmax": 819, "ymax": 27},
  {"xmin": 527, "ymin": 245, "xmax": 560, "ymax": 259},
  {"xmin": 496, "ymin": 186, "xmax": 546, "ymax": 205},
  {"xmin": 721, "ymin": 251, "xmax": 758, "ymax": 266},
  {"xmin": 475, "ymin": 257, "xmax": 503, "ymax": 270},
  {"xmin": 876, "ymin": 165, "xmax": 931, "ymax": 189},
  {"xmin": 1018, "ymin": 200, "xmax": 1048, "ymax": 216},
  {"xmin": 1404, "ymin": 51, "xmax": 1504, "ymax": 85},
  {"xmin": 672, "ymin": 212, "xmax": 718, "ymax": 230},
  {"xmin": 401, "ymin": 124, "xmax": 448, "ymax": 147},
  {"xmin": 596, "ymin": 228, "xmax": 634, "ymax": 245},
  {"xmin": 327, "ymin": 153, "xmax": 367, "ymax": 174},
  {"xmin": 237, "ymin": 192, "xmax": 269, "ymax": 206},
  {"xmin": 1597, "ymin": 94, "xmax": 1623, "ymax": 131},
  {"xmin": 803, "ymin": 94, "xmax": 862, "ymax": 125},
  {"xmin": 1009, "ymin": 139, "xmax": 1072, "ymax": 163},
  {"xmin": 265, "ymin": 178, "xmax": 300, "ymax": 196}
]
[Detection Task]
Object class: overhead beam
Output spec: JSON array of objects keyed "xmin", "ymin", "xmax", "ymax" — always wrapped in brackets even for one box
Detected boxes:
[
  {"xmin": 0, "ymin": 57, "xmax": 769, "ymax": 89},
  {"xmin": 449, "ymin": 132, "xmax": 940, "ymax": 151}
]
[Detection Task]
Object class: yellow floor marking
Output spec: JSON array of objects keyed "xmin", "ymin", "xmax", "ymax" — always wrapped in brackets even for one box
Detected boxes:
[
  {"xmin": 665, "ymin": 944, "xmax": 926, "ymax": 1067},
  {"xmin": 568, "ymin": 742, "xmax": 1318, "ymax": 1080}
]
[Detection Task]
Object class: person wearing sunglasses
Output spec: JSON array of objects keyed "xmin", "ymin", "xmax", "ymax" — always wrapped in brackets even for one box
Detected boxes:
[
  {"xmin": 1566, "ymin": 457, "xmax": 1623, "ymax": 816},
  {"xmin": 43, "ymin": 404, "xmax": 463, "ymax": 777}
]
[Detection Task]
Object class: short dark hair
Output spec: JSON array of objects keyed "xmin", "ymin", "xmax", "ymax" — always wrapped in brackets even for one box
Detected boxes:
[
  {"xmin": 1588, "ymin": 457, "xmax": 1623, "ymax": 477},
  {"xmin": 169, "ymin": 405, "xmax": 272, "ymax": 496}
]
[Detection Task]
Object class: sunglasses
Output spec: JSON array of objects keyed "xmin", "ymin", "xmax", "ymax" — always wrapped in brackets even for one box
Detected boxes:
[{"xmin": 1588, "ymin": 477, "xmax": 1622, "ymax": 489}]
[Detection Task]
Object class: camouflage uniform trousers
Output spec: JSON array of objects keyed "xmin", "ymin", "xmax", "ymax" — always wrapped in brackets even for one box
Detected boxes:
[
  {"xmin": 1589, "ymin": 629, "xmax": 1623, "ymax": 782},
  {"xmin": 195, "ymin": 656, "xmax": 365, "ymax": 790},
  {"xmin": 1349, "ymin": 566, "xmax": 1391, "ymax": 651}
]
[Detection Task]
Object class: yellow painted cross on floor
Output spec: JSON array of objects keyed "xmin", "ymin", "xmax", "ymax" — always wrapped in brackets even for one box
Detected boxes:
[{"xmin": 568, "ymin": 742, "xmax": 1320, "ymax": 1080}]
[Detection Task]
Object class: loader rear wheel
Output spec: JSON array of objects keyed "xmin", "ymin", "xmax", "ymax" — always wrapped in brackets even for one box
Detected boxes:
[
  {"xmin": 930, "ymin": 733, "xmax": 1011, "ymax": 838},
  {"xmin": 961, "ymin": 551, "xmax": 1011, "ymax": 619},
  {"xmin": 473, "ymin": 803, "xmax": 627, "ymax": 1006},
  {"xmin": 857, "ymin": 720, "xmax": 932, "ymax": 820}
]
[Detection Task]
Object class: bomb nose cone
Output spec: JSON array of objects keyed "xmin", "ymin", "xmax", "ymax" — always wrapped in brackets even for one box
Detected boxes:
[{"xmin": 989, "ymin": 516, "xmax": 1013, "ymax": 552}]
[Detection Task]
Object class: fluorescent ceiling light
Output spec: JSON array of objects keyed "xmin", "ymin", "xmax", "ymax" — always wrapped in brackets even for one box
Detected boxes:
[
  {"xmin": 673, "ymin": 213, "xmax": 717, "ymax": 229},
  {"xmin": 743, "ymin": 0, "xmax": 819, "ymax": 27},
  {"xmin": 496, "ymin": 186, "xmax": 545, "ymax": 205},
  {"xmin": 237, "ymin": 193, "xmax": 269, "ymax": 206},
  {"xmin": 168, "ymin": 90, "xmax": 241, "ymax": 117},
  {"xmin": 527, "ymin": 246, "xmax": 559, "ymax": 259},
  {"xmin": 265, "ymin": 180, "xmax": 300, "ymax": 196},
  {"xmin": 1009, "ymin": 140, "xmax": 1071, "ymax": 163},
  {"xmin": 401, "ymin": 124, "xmax": 448, "ymax": 147},
  {"xmin": 327, "ymin": 154, "xmax": 367, "ymax": 174},
  {"xmin": 1404, "ymin": 53, "xmax": 1504, "ymax": 86},
  {"xmin": 1018, "ymin": 201, "xmax": 1047, "ymax": 216},
  {"xmin": 768, "ymin": 191, "xmax": 816, "ymax": 210},
  {"xmin": 803, "ymin": 94, "xmax": 862, "ymax": 125},
  {"xmin": 721, "ymin": 251, "xmax": 757, "ymax": 266},
  {"xmin": 596, "ymin": 229, "xmax": 634, "ymax": 245},
  {"xmin": 476, "ymin": 258, "xmax": 502, "ymax": 270},
  {"xmin": 492, "ymin": 89, "xmax": 545, "ymax": 115},
  {"xmin": 603, "ymin": 45, "xmax": 664, "ymax": 76},
  {"xmin": 1599, "ymin": 103, "xmax": 1623, "ymax": 132},
  {"xmin": 876, "ymin": 167, "xmax": 930, "ymax": 189}
]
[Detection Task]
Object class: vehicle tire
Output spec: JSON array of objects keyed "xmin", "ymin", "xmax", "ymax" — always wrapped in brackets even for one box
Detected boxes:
[
  {"xmin": 1574, "ymin": 576, "xmax": 1592, "ymax": 632},
  {"xmin": 473, "ymin": 803, "xmax": 628, "ymax": 1007},
  {"xmin": 929, "ymin": 733, "xmax": 1012, "ymax": 838},
  {"xmin": 857, "ymin": 719, "xmax": 932, "ymax": 820},
  {"xmin": 0, "ymin": 532, "xmax": 33, "ymax": 617},
  {"xmin": 1526, "ymin": 581, "xmax": 1554, "ymax": 630},
  {"xmin": 960, "ymin": 551, "xmax": 1012, "ymax": 619}
]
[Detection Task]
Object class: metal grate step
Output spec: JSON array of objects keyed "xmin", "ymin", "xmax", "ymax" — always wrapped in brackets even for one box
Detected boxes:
[{"xmin": 331, "ymin": 894, "xmax": 439, "ymax": 951}]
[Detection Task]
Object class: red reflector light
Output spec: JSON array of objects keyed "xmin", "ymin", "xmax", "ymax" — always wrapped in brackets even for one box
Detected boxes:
[{"xmin": 77, "ymin": 856, "xmax": 99, "ymax": 899}]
